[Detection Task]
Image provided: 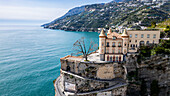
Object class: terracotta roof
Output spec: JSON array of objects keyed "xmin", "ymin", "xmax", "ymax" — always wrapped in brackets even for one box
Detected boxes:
[{"xmin": 107, "ymin": 32, "xmax": 123, "ymax": 39}]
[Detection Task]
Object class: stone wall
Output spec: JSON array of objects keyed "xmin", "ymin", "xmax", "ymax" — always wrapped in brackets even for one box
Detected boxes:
[
  {"xmin": 62, "ymin": 71, "xmax": 123, "ymax": 93},
  {"xmin": 61, "ymin": 59, "xmax": 126, "ymax": 80},
  {"xmin": 138, "ymin": 55, "xmax": 170, "ymax": 96}
]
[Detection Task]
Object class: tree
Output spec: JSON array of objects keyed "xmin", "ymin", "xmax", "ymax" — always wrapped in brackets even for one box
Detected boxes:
[
  {"xmin": 151, "ymin": 21, "xmax": 156, "ymax": 28},
  {"xmin": 164, "ymin": 26, "xmax": 170, "ymax": 37},
  {"xmin": 72, "ymin": 37, "xmax": 97, "ymax": 61}
]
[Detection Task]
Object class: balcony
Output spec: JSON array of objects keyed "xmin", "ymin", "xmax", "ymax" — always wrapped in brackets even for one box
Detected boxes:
[
  {"xmin": 112, "ymin": 45, "xmax": 116, "ymax": 47},
  {"xmin": 118, "ymin": 45, "xmax": 122, "ymax": 47},
  {"xmin": 106, "ymin": 45, "xmax": 110, "ymax": 47}
]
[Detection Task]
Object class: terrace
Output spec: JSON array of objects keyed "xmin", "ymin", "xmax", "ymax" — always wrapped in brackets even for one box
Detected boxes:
[{"xmin": 60, "ymin": 50, "xmax": 110, "ymax": 63}]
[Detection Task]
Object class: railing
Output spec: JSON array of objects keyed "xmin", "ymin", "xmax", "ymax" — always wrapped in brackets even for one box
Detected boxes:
[{"xmin": 106, "ymin": 45, "xmax": 110, "ymax": 47}]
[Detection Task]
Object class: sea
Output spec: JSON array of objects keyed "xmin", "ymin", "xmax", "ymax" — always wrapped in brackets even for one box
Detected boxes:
[{"xmin": 0, "ymin": 25, "xmax": 99, "ymax": 96}]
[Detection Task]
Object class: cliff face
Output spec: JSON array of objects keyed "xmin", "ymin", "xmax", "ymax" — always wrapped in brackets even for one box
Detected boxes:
[
  {"xmin": 43, "ymin": 1, "xmax": 170, "ymax": 32},
  {"xmin": 126, "ymin": 54, "xmax": 170, "ymax": 96}
]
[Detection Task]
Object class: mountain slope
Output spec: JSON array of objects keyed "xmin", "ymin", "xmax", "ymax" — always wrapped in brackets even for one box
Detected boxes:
[
  {"xmin": 42, "ymin": 6, "xmax": 85, "ymax": 27},
  {"xmin": 43, "ymin": 1, "xmax": 170, "ymax": 32}
]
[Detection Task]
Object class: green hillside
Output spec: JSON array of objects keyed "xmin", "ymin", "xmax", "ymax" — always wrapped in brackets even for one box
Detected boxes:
[{"xmin": 44, "ymin": 2, "xmax": 170, "ymax": 32}]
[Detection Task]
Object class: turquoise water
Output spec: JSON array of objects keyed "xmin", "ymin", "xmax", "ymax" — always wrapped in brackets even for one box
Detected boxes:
[{"xmin": 0, "ymin": 25, "xmax": 99, "ymax": 96}]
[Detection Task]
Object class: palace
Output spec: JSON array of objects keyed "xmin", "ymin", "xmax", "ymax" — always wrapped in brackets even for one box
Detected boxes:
[{"xmin": 99, "ymin": 28, "xmax": 160, "ymax": 62}]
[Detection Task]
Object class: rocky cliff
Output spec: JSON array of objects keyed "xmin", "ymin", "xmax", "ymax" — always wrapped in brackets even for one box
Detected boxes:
[{"xmin": 126, "ymin": 54, "xmax": 170, "ymax": 96}]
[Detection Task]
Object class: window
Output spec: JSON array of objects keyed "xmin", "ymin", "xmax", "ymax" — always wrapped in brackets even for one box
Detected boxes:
[
  {"xmin": 112, "ymin": 42, "xmax": 115, "ymax": 47},
  {"xmin": 135, "ymin": 40, "xmax": 137, "ymax": 43},
  {"xmin": 141, "ymin": 34, "xmax": 144, "ymax": 38},
  {"xmin": 113, "ymin": 56, "xmax": 115, "ymax": 62},
  {"xmin": 136, "ymin": 44, "xmax": 137, "ymax": 47},
  {"xmin": 118, "ymin": 42, "xmax": 121, "ymax": 47},
  {"xmin": 110, "ymin": 56, "xmax": 112, "ymax": 61},
  {"xmin": 140, "ymin": 41, "xmax": 145, "ymax": 46},
  {"xmin": 118, "ymin": 49, "xmax": 121, "ymax": 53},
  {"xmin": 153, "ymin": 34, "xmax": 156, "ymax": 38},
  {"xmin": 147, "ymin": 34, "xmax": 150, "ymax": 38},
  {"xmin": 133, "ymin": 44, "xmax": 135, "ymax": 47},
  {"xmin": 107, "ymin": 49, "xmax": 109, "ymax": 53},
  {"xmin": 119, "ymin": 56, "xmax": 121, "ymax": 62},
  {"xmin": 124, "ymin": 49, "xmax": 126, "ymax": 53},
  {"xmin": 102, "ymin": 43, "xmax": 104, "ymax": 46},
  {"xmin": 146, "ymin": 41, "xmax": 149, "ymax": 44},
  {"xmin": 113, "ymin": 36, "xmax": 116, "ymax": 40},
  {"xmin": 116, "ymin": 56, "xmax": 118, "ymax": 62},
  {"xmin": 153, "ymin": 40, "xmax": 155, "ymax": 44},
  {"xmin": 135, "ymin": 34, "xmax": 138, "ymax": 38},
  {"xmin": 107, "ymin": 56, "xmax": 109, "ymax": 61},
  {"xmin": 130, "ymin": 34, "xmax": 132, "ymax": 38},
  {"xmin": 107, "ymin": 42, "xmax": 109, "ymax": 47},
  {"xmin": 124, "ymin": 43, "xmax": 126, "ymax": 46},
  {"xmin": 129, "ymin": 40, "xmax": 131, "ymax": 42},
  {"xmin": 113, "ymin": 49, "xmax": 115, "ymax": 53}
]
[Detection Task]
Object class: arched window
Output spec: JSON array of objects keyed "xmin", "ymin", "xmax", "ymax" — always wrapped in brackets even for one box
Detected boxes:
[
  {"xmin": 118, "ymin": 42, "xmax": 121, "ymax": 47},
  {"xmin": 124, "ymin": 49, "xmax": 126, "ymax": 53},
  {"xmin": 113, "ymin": 56, "xmax": 115, "ymax": 62},
  {"xmin": 107, "ymin": 42, "xmax": 109, "ymax": 47},
  {"xmin": 146, "ymin": 41, "xmax": 149, "ymax": 44},
  {"xmin": 119, "ymin": 56, "xmax": 121, "ymax": 62},
  {"xmin": 107, "ymin": 49, "xmax": 109, "ymax": 53},
  {"xmin": 110, "ymin": 56, "xmax": 112, "ymax": 61},
  {"xmin": 112, "ymin": 42, "xmax": 115, "ymax": 47},
  {"xmin": 107, "ymin": 55, "xmax": 109, "ymax": 61},
  {"xmin": 116, "ymin": 56, "xmax": 118, "ymax": 62},
  {"xmin": 139, "ymin": 41, "xmax": 144, "ymax": 46},
  {"xmin": 118, "ymin": 49, "xmax": 121, "ymax": 53},
  {"xmin": 113, "ymin": 36, "xmax": 116, "ymax": 40}
]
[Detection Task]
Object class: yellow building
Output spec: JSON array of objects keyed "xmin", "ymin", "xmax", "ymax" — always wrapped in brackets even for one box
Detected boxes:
[{"xmin": 99, "ymin": 28, "xmax": 160, "ymax": 62}]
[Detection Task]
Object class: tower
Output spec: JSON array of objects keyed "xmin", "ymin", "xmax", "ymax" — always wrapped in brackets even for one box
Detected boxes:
[
  {"xmin": 99, "ymin": 29, "xmax": 106, "ymax": 61},
  {"xmin": 121, "ymin": 29, "xmax": 129, "ymax": 55},
  {"xmin": 107, "ymin": 28, "xmax": 112, "ymax": 35}
]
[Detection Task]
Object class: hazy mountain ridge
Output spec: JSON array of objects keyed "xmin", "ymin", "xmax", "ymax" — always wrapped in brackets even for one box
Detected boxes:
[{"xmin": 43, "ymin": 1, "xmax": 170, "ymax": 32}]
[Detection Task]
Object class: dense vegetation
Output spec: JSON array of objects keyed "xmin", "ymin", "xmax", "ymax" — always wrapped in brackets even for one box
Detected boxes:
[
  {"xmin": 137, "ymin": 40, "xmax": 170, "ymax": 63},
  {"xmin": 43, "ymin": 1, "xmax": 170, "ymax": 32}
]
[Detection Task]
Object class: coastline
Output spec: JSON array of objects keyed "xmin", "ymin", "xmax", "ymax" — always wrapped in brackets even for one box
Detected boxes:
[{"xmin": 42, "ymin": 26, "xmax": 100, "ymax": 33}]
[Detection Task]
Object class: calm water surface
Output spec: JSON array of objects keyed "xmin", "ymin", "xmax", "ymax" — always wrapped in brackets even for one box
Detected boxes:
[{"xmin": 0, "ymin": 25, "xmax": 99, "ymax": 96}]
